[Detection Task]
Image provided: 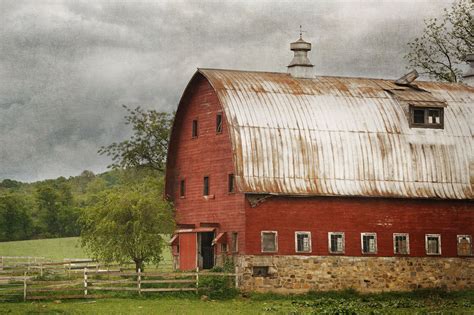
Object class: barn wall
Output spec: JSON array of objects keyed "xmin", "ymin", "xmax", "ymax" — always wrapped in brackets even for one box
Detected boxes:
[
  {"xmin": 245, "ymin": 196, "xmax": 474, "ymax": 257},
  {"xmin": 237, "ymin": 255, "xmax": 474, "ymax": 293},
  {"xmin": 166, "ymin": 74, "xmax": 246, "ymax": 254}
]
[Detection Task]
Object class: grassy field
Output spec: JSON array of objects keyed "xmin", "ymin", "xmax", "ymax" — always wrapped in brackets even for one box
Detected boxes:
[
  {"xmin": 0, "ymin": 237, "xmax": 172, "ymax": 262},
  {"xmin": 1, "ymin": 291, "xmax": 473, "ymax": 314},
  {"xmin": 0, "ymin": 237, "xmax": 87, "ymax": 260}
]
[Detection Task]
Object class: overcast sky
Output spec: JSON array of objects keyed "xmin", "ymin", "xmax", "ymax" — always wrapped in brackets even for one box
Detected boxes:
[{"xmin": 0, "ymin": 0, "xmax": 454, "ymax": 182}]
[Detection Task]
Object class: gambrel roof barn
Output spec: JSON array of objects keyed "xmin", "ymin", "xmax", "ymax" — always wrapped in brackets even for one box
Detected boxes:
[{"xmin": 166, "ymin": 36, "xmax": 474, "ymax": 293}]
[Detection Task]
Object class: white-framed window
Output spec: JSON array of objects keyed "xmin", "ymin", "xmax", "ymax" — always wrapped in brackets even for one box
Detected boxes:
[
  {"xmin": 231, "ymin": 232, "xmax": 238, "ymax": 253},
  {"xmin": 361, "ymin": 233, "xmax": 377, "ymax": 254},
  {"xmin": 425, "ymin": 234, "xmax": 441, "ymax": 255},
  {"xmin": 393, "ymin": 233, "xmax": 410, "ymax": 255},
  {"xmin": 295, "ymin": 231, "xmax": 312, "ymax": 253},
  {"xmin": 328, "ymin": 232, "xmax": 345, "ymax": 254},
  {"xmin": 261, "ymin": 231, "xmax": 278, "ymax": 253},
  {"xmin": 457, "ymin": 235, "xmax": 472, "ymax": 256}
]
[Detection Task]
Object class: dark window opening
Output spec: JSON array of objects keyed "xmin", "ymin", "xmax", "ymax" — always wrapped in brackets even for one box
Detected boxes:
[
  {"xmin": 216, "ymin": 113, "xmax": 223, "ymax": 133},
  {"xmin": 410, "ymin": 106, "xmax": 444, "ymax": 129},
  {"xmin": 261, "ymin": 231, "xmax": 277, "ymax": 253},
  {"xmin": 203, "ymin": 176, "xmax": 209, "ymax": 196},
  {"xmin": 192, "ymin": 119, "xmax": 198, "ymax": 138},
  {"xmin": 180, "ymin": 179, "xmax": 185, "ymax": 197},
  {"xmin": 221, "ymin": 243, "xmax": 228, "ymax": 253},
  {"xmin": 296, "ymin": 232, "xmax": 311, "ymax": 253},
  {"xmin": 329, "ymin": 233, "xmax": 344, "ymax": 254},
  {"xmin": 228, "ymin": 174, "xmax": 235, "ymax": 193},
  {"xmin": 252, "ymin": 266, "xmax": 269, "ymax": 277}
]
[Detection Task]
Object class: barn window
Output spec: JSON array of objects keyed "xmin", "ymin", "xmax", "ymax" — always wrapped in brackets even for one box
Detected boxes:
[
  {"xmin": 228, "ymin": 174, "xmax": 235, "ymax": 193},
  {"xmin": 252, "ymin": 266, "xmax": 269, "ymax": 277},
  {"xmin": 295, "ymin": 232, "xmax": 311, "ymax": 253},
  {"xmin": 221, "ymin": 243, "xmax": 228, "ymax": 253},
  {"xmin": 192, "ymin": 119, "xmax": 198, "ymax": 138},
  {"xmin": 203, "ymin": 176, "xmax": 209, "ymax": 196},
  {"xmin": 425, "ymin": 234, "xmax": 441, "ymax": 255},
  {"xmin": 457, "ymin": 235, "xmax": 472, "ymax": 256},
  {"xmin": 393, "ymin": 233, "xmax": 410, "ymax": 255},
  {"xmin": 216, "ymin": 113, "xmax": 223, "ymax": 133},
  {"xmin": 261, "ymin": 231, "xmax": 278, "ymax": 253},
  {"xmin": 328, "ymin": 232, "xmax": 345, "ymax": 254},
  {"xmin": 179, "ymin": 179, "xmax": 185, "ymax": 198},
  {"xmin": 231, "ymin": 232, "xmax": 238, "ymax": 253},
  {"xmin": 409, "ymin": 106, "xmax": 444, "ymax": 129},
  {"xmin": 361, "ymin": 233, "xmax": 377, "ymax": 254}
]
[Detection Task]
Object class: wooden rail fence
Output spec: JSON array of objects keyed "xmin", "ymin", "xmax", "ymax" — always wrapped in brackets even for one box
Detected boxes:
[{"xmin": 0, "ymin": 268, "xmax": 238, "ymax": 301}]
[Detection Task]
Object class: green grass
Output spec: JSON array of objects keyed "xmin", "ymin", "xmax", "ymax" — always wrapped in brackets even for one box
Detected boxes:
[
  {"xmin": 0, "ymin": 237, "xmax": 172, "ymax": 266},
  {"xmin": 0, "ymin": 237, "xmax": 87, "ymax": 260},
  {"xmin": 1, "ymin": 291, "xmax": 473, "ymax": 315}
]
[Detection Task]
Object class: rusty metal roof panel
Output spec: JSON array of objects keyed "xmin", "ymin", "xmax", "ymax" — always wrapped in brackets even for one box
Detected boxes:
[{"xmin": 198, "ymin": 69, "xmax": 474, "ymax": 199}]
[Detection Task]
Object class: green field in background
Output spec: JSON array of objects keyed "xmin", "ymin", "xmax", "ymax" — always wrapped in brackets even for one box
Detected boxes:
[{"xmin": 0, "ymin": 237, "xmax": 172, "ymax": 263}]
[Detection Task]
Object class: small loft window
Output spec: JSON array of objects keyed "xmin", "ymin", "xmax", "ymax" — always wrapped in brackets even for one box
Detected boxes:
[
  {"xmin": 328, "ymin": 232, "xmax": 345, "ymax": 254},
  {"xmin": 425, "ymin": 234, "xmax": 441, "ymax": 255},
  {"xmin": 295, "ymin": 232, "xmax": 311, "ymax": 253},
  {"xmin": 203, "ymin": 176, "xmax": 209, "ymax": 196},
  {"xmin": 228, "ymin": 174, "xmax": 235, "ymax": 193},
  {"xmin": 393, "ymin": 233, "xmax": 410, "ymax": 255},
  {"xmin": 216, "ymin": 113, "xmax": 223, "ymax": 133},
  {"xmin": 409, "ymin": 106, "xmax": 444, "ymax": 129},
  {"xmin": 457, "ymin": 235, "xmax": 472, "ymax": 256},
  {"xmin": 192, "ymin": 119, "xmax": 198, "ymax": 138},
  {"xmin": 179, "ymin": 179, "xmax": 185, "ymax": 198},
  {"xmin": 361, "ymin": 233, "xmax": 377, "ymax": 254}
]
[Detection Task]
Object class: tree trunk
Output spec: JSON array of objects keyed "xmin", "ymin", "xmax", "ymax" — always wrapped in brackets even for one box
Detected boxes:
[{"xmin": 134, "ymin": 259, "xmax": 144, "ymax": 272}]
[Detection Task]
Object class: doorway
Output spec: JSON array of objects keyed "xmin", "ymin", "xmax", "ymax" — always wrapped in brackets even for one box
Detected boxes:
[{"xmin": 199, "ymin": 232, "xmax": 215, "ymax": 269}]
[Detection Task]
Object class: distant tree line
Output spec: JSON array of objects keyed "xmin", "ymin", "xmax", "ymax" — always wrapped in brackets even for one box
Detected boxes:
[{"xmin": 0, "ymin": 170, "xmax": 122, "ymax": 241}]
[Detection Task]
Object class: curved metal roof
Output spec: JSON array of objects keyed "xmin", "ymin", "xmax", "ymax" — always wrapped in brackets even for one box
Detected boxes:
[{"xmin": 198, "ymin": 69, "xmax": 474, "ymax": 199}]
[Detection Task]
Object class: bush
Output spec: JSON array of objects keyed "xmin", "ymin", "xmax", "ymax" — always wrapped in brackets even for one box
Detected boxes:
[{"xmin": 197, "ymin": 266, "xmax": 239, "ymax": 300}]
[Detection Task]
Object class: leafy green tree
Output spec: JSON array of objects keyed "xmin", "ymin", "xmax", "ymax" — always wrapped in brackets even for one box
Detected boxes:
[
  {"xmin": 0, "ymin": 194, "xmax": 33, "ymax": 241},
  {"xmin": 98, "ymin": 106, "xmax": 174, "ymax": 172},
  {"xmin": 80, "ymin": 171, "xmax": 174, "ymax": 271},
  {"xmin": 405, "ymin": 0, "xmax": 473, "ymax": 82}
]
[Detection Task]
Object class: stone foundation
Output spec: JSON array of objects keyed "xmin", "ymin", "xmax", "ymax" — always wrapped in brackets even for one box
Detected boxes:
[{"xmin": 236, "ymin": 255, "xmax": 474, "ymax": 293}]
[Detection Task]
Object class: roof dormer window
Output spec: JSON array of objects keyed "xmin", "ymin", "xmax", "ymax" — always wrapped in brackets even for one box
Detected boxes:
[{"xmin": 409, "ymin": 106, "xmax": 444, "ymax": 129}]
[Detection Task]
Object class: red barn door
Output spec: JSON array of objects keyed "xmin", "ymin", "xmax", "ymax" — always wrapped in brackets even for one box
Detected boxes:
[{"xmin": 179, "ymin": 233, "xmax": 197, "ymax": 270}]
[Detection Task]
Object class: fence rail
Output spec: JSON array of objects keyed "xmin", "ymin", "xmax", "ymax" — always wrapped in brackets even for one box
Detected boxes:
[{"xmin": 0, "ymin": 256, "xmax": 238, "ymax": 301}]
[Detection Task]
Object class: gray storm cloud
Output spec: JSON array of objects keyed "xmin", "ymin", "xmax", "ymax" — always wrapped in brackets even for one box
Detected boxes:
[{"xmin": 0, "ymin": 0, "xmax": 452, "ymax": 182}]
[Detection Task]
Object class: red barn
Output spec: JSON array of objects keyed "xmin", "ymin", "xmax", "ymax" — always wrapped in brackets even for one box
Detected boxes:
[{"xmin": 165, "ymin": 37, "xmax": 474, "ymax": 292}]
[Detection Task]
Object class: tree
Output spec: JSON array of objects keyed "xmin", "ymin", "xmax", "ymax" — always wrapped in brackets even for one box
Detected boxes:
[
  {"xmin": 80, "ymin": 170, "xmax": 174, "ymax": 271},
  {"xmin": 405, "ymin": 0, "xmax": 473, "ymax": 82},
  {"xmin": 98, "ymin": 106, "xmax": 174, "ymax": 172},
  {"xmin": 0, "ymin": 194, "xmax": 33, "ymax": 241}
]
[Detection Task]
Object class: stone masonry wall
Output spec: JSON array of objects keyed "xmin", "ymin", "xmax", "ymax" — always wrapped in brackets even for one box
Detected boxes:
[{"xmin": 236, "ymin": 255, "xmax": 474, "ymax": 293}]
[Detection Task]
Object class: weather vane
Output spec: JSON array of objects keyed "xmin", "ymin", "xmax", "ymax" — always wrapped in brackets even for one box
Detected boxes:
[{"xmin": 299, "ymin": 25, "xmax": 307, "ymax": 39}]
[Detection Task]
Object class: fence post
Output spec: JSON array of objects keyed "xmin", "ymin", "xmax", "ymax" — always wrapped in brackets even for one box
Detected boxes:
[
  {"xmin": 138, "ymin": 268, "xmax": 142, "ymax": 296},
  {"xmin": 23, "ymin": 272, "xmax": 27, "ymax": 301},
  {"xmin": 196, "ymin": 267, "xmax": 199, "ymax": 292},
  {"xmin": 83, "ymin": 268, "xmax": 88, "ymax": 296},
  {"xmin": 235, "ymin": 265, "xmax": 239, "ymax": 289}
]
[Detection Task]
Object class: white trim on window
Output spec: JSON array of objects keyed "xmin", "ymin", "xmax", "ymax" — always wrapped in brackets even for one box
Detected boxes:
[
  {"xmin": 393, "ymin": 233, "xmax": 410, "ymax": 255},
  {"xmin": 295, "ymin": 231, "xmax": 312, "ymax": 253},
  {"xmin": 361, "ymin": 232, "xmax": 377, "ymax": 254},
  {"xmin": 328, "ymin": 232, "xmax": 345, "ymax": 254},
  {"xmin": 261, "ymin": 231, "xmax": 278, "ymax": 253},
  {"xmin": 456, "ymin": 234, "xmax": 472, "ymax": 256},
  {"xmin": 425, "ymin": 234, "xmax": 441, "ymax": 255}
]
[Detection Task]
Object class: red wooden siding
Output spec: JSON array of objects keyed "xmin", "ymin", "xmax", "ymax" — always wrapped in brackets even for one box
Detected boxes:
[
  {"xmin": 166, "ymin": 73, "xmax": 246, "ymax": 254},
  {"xmin": 245, "ymin": 196, "xmax": 474, "ymax": 257},
  {"xmin": 179, "ymin": 233, "xmax": 197, "ymax": 270}
]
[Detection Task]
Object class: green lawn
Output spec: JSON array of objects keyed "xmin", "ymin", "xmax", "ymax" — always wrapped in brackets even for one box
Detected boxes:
[
  {"xmin": 0, "ymin": 237, "xmax": 87, "ymax": 260},
  {"xmin": 0, "ymin": 237, "xmax": 172, "ymax": 264},
  {"xmin": 1, "ymin": 293, "xmax": 473, "ymax": 314}
]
